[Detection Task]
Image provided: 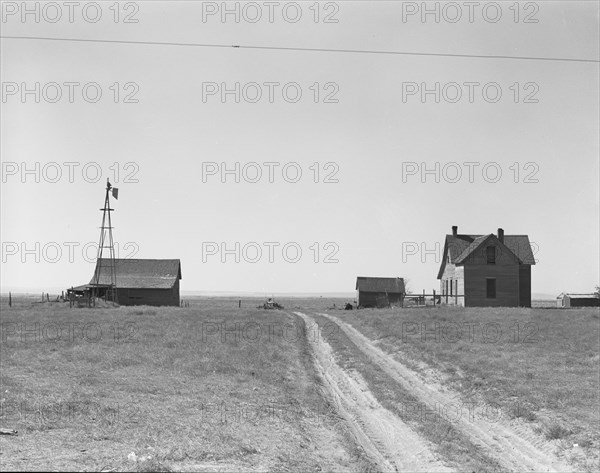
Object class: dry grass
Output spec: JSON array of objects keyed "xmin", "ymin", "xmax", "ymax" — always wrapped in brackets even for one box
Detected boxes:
[
  {"xmin": 0, "ymin": 298, "xmax": 361, "ymax": 472},
  {"xmin": 329, "ymin": 305, "xmax": 600, "ymax": 470},
  {"xmin": 3, "ymin": 297, "xmax": 597, "ymax": 471}
]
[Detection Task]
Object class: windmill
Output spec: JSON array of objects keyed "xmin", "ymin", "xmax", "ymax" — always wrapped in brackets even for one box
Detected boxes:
[{"xmin": 91, "ymin": 178, "xmax": 119, "ymax": 303}]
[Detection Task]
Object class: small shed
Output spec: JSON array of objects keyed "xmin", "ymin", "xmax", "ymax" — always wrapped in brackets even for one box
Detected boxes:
[
  {"xmin": 556, "ymin": 293, "xmax": 600, "ymax": 308},
  {"xmin": 356, "ymin": 277, "xmax": 405, "ymax": 308}
]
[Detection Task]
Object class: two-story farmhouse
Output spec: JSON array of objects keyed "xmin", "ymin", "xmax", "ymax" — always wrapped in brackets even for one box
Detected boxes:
[{"xmin": 437, "ymin": 226, "xmax": 535, "ymax": 307}]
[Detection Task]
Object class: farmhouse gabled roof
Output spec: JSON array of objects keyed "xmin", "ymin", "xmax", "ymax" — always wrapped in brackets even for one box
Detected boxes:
[
  {"xmin": 437, "ymin": 233, "xmax": 535, "ymax": 279},
  {"xmin": 455, "ymin": 234, "xmax": 523, "ymax": 264},
  {"xmin": 454, "ymin": 235, "xmax": 490, "ymax": 263},
  {"xmin": 90, "ymin": 258, "xmax": 182, "ymax": 289},
  {"xmin": 447, "ymin": 234, "xmax": 535, "ymax": 264},
  {"xmin": 356, "ymin": 277, "xmax": 405, "ymax": 293}
]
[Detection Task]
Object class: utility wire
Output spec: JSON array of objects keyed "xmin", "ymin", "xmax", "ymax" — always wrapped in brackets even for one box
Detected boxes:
[{"xmin": 1, "ymin": 35, "xmax": 598, "ymax": 63}]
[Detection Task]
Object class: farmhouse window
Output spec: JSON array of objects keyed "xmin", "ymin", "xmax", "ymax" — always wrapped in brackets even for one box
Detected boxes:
[
  {"xmin": 486, "ymin": 246, "xmax": 496, "ymax": 264},
  {"xmin": 486, "ymin": 278, "xmax": 496, "ymax": 298}
]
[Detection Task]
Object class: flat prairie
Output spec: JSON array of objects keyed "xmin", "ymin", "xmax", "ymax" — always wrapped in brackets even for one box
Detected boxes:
[
  {"xmin": 0, "ymin": 297, "xmax": 366, "ymax": 472},
  {"xmin": 318, "ymin": 305, "xmax": 600, "ymax": 471},
  {"xmin": 1, "ymin": 297, "xmax": 598, "ymax": 472}
]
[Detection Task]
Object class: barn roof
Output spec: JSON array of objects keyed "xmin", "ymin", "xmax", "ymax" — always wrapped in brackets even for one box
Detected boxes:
[
  {"xmin": 71, "ymin": 284, "xmax": 92, "ymax": 291},
  {"xmin": 356, "ymin": 277, "xmax": 405, "ymax": 293},
  {"xmin": 90, "ymin": 259, "xmax": 182, "ymax": 289}
]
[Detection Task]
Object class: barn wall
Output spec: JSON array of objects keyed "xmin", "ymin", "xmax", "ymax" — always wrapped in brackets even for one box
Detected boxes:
[
  {"xmin": 116, "ymin": 286, "xmax": 179, "ymax": 306},
  {"xmin": 173, "ymin": 279, "xmax": 180, "ymax": 305},
  {"xmin": 358, "ymin": 291, "xmax": 375, "ymax": 307},
  {"xmin": 358, "ymin": 291, "xmax": 403, "ymax": 308},
  {"xmin": 519, "ymin": 265, "xmax": 532, "ymax": 307},
  {"xmin": 464, "ymin": 264, "xmax": 519, "ymax": 307}
]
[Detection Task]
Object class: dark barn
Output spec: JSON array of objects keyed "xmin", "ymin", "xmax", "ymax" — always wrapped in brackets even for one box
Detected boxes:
[
  {"xmin": 90, "ymin": 258, "xmax": 182, "ymax": 306},
  {"xmin": 438, "ymin": 226, "xmax": 535, "ymax": 307},
  {"xmin": 356, "ymin": 277, "xmax": 405, "ymax": 308},
  {"xmin": 556, "ymin": 293, "xmax": 600, "ymax": 308}
]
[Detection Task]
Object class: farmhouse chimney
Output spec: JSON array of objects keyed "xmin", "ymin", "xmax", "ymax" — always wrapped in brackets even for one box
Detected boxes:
[
  {"xmin": 452, "ymin": 225, "xmax": 458, "ymax": 236},
  {"xmin": 497, "ymin": 228, "xmax": 504, "ymax": 243}
]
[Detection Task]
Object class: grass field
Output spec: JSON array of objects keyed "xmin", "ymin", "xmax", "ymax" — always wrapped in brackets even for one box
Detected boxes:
[
  {"xmin": 1, "ymin": 297, "xmax": 598, "ymax": 471},
  {"xmin": 0, "ymin": 297, "xmax": 365, "ymax": 472},
  {"xmin": 326, "ymin": 305, "xmax": 600, "ymax": 469}
]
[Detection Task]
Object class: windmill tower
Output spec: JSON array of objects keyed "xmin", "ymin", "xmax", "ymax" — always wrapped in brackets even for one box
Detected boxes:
[{"xmin": 92, "ymin": 179, "xmax": 119, "ymax": 302}]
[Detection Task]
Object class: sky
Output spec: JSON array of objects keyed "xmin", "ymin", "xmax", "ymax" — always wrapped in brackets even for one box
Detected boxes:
[{"xmin": 1, "ymin": 1, "xmax": 599, "ymax": 296}]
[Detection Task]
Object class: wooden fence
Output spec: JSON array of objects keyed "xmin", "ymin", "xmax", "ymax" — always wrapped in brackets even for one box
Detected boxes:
[
  {"xmin": 1, "ymin": 291, "xmax": 68, "ymax": 308},
  {"xmin": 404, "ymin": 289, "xmax": 465, "ymax": 306}
]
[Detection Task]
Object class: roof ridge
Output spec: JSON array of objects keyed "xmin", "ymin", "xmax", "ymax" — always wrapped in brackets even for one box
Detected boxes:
[
  {"xmin": 96, "ymin": 258, "xmax": 181, "ymax": 261},
  {"xmin": 447, "ymin": 234, "xmax": 530, "ymax": 237}
]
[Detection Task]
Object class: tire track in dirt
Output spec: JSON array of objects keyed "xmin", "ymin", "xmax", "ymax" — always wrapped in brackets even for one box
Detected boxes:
[
  {"xmin": 318, "ymin": 312, "xmax": 575, "ymax": 473},
  {"xmin": 294, "ymin": 311, "xmax": 454, "ymax": 473}
]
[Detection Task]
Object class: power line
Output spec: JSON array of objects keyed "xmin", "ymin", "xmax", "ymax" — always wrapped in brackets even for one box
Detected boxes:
[{"xmin": 1, "ymin": 35, "xmax": 598, "ymax": 63}]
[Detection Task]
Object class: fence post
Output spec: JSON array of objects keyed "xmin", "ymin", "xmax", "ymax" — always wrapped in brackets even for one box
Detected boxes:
[
  {"xmin": 433, "ymin": 289, "xmax": 436, "ymax": 305},
  {"xmin": 9, "ymin": 291, "xmax": 12, "ymax": 307}
]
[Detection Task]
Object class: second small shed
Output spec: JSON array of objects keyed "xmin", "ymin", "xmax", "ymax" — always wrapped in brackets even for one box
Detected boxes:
[
  {"xmin": 556, "ymin": 293, "xmax": 600, "ymax": 308},
  {"xmin": 356, "ymin": 277, "xmax": 405, "ymax": 308}
]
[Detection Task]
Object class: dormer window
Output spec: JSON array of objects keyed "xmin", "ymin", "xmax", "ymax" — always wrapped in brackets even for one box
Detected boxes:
[{"xmin": 486, "ymin": 246, "xmax": 496, "ymax": 264}]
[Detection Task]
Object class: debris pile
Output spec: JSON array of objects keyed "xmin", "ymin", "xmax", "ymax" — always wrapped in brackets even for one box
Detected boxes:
[{"xmin": 258, "ymin": 297, "xmax": 284, "ymax": 310}]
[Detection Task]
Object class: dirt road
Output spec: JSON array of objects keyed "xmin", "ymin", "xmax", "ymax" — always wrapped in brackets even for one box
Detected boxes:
[
  {"xmin": 294, "ymin": 311, "xmax": 454, "ymax": 472},
  {"xmin": 305, "ymin": 311, "xmax": 575, "ymax": 473}
]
